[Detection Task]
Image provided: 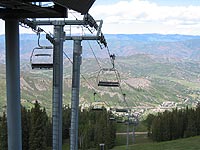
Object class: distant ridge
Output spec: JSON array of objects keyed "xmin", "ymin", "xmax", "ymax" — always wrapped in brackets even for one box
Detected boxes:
[
  {"xmin": 0, "ymin": 33, "xmax": 200, "ymax": 60},
  {"xmin": 105, "ymin": 33, "xmax": 200, "ymax": 42}
]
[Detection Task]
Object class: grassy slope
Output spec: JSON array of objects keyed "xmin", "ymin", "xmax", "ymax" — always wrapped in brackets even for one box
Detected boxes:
[
  {"xmin": 112, "ymin": 136, "xmax": 200, "ymax": 150},
  {"xmin": 61, "ymin": 136, "xmax": 200, "ymax": 150}
]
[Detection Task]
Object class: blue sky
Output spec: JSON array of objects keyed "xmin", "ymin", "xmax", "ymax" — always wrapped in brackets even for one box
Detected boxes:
[{"xmin": 1, "ymin": 0, "xmax": 200, "ymax": 35}]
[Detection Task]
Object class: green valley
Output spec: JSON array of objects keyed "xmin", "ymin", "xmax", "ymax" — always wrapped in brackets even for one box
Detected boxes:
[{"xmin": 0, "ymin": 53, "xmax": 200, "ymax": 115}]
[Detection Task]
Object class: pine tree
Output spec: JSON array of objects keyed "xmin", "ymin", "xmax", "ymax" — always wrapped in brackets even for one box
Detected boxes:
[
  {"xmin": 46, "ymin": 119, "xmax": 52, "ymax": 147},
  {"xmin": 176, "ymin": 109, "xmax": 184, "ymax": 138},
  {"xmin": 184, "ymin": 108, "xmax": 197, "ymax": 137},
  {"xmin": 152, "ymin": 114, "xmax": 162, "ymax": 141},
  {"xmin": 196, "ymin": 105, "xmax": 200, "ymax": 135},
  {"xmin": 161, "ymin": 111, "xmax": 171, "ymax": 141},
  {"xmin": 0, "ymin": 116, "xmax": 1, "ymax": 147},
  {"xmin": 144, "ymin": 114, "xmax": 155, "ymax": 137},
  {"xmin": 0, "ymin": 112, "xmax": 8, "ymax": 150},
  {"xmin": 77, "ymin": 108, "xmax": 116, "ymax": 149},
  {"xmin": 62, "ymin": 106, "xmax": 71, "ymax": 140},
  {"xmin": 107, "ymin": 112, "xmax": 116, "ymax": 148},
  {"xmin": 21, "ymin": 106, "xmax": 30, "ymax": 150},
  {"xmin": 170, "ymin": 109, "xmax": 179, "ymax": 140},
  {"xmin": 29, "ymin": 101, "xmax": 48, "ymax": 150},
  {"xmin": 106, "ymin": 118, "xmax": 116, "ymax": 149}
]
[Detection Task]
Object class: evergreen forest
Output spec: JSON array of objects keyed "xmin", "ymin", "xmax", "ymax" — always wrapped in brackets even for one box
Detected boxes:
[
  {"xmin": 145, "ymin": 104, "xmax": 200, "ymax": 142},
  {"xmin": 0, "ymin": 101, "xmax": 116, "ymax": 150}
]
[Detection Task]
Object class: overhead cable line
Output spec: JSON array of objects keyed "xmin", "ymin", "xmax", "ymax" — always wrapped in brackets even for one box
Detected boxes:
[
  {"xmin": 86, "ymin": 41, "xmax": 102, "ymax": 69},
  {"xmin": 69, "ymin": 11, "xmax": 103, "ymax": 70},
  {"xmin": 69, "ymin": 12, "xmax": 128, "ymax": 108},
  {"xmin": 69, "ymin": 12, "xmax": 138, "ymax": 117},
  {"xmin": 103, "ymin": 44, "xmax": 132, "ymax": 108},
  {"xmin": 105, "ymin": 45, "xmax": 130, "ymax": 108},
  {"xmin": 63, "ymin": 50, "xmax": 101, "ymax": 100},
  {"xmin": 21, "ymin": 17, "xmax": 102, "ymax": 101}
]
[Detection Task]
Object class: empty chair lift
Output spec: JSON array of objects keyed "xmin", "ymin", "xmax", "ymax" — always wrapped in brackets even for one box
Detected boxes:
[
  {"xmin": 30, "ymin": 46, "xmax": 53, "ymax": 69},
  {"xmin": 97, "ymin": 68, "xmax": 120, "ymax": 87}
]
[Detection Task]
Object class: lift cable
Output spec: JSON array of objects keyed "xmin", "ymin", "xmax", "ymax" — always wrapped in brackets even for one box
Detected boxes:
[
  {"xmin": 95, "ymin": 43, "xmax": 128, "ymax": 108},
  {"xmin": 86, "ymin": 40, "xmax": 102, "ymax": 69},
  {"xmin": 20, "ymin": 17, "xmax": 103, "ymax": 101},
  {"xmin": 69, "ymin": 13, "xmax": 137, "ymax": 121},
  {"xmin": 104, "ymin": 45, "xmax": 130, "ymax": 109},
  {"xmin": 29, "ymin": 12, "xmax": 104, "ymax": 102},
  {"xmin": 63, "ymin": 51, "xmax": 101, "ymax": 100},
  {"xmin": 68, "ymin": 13, "xmax": 129, "ymax": 108},
  {"xmin": 69, "ymin": 12, "xmax": 103, "ymax": 70},
  {"xmin": 69, "ymin": 13, "xmax": 118, "ymax": 99},
  {"xmin": 69, "ymin": 11, "xmax": 95, "ymax": 34},
  {"xmin": 101, "ymin": 43, "xmax": 130, "ymax": 107},
  {"xmin": 87, "ymin": 33, "xmax": 127, "ymax": 107},
  {"xmin": 81, "ymin": 42, "xmax": 122, "ymax": 106},
  {"xmin": 20, "ymin": 18, "xmax": 114, "ymax": 106}
]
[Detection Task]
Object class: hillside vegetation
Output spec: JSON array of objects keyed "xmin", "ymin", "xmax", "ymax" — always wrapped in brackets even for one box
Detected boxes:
[
  {"xmin": 0, "ymin": 34, "xmax": 200, "ymax": 114},
  {"xmin": 0, "ymin": 54, "xmax": 200, "ymax": 114}
]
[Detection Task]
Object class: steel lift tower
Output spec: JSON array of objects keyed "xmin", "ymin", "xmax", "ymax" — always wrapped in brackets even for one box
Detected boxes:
[
  {"xmin": 0, "ymin": 1, "xmax": 96, "ymax": 150},
  {"xmin": 22, "ymin": 14, "xmax": 106, "ymax": 150},
  {"xmin": 64, "ymin": 14, "xmax": 107, "ymax": 150}
]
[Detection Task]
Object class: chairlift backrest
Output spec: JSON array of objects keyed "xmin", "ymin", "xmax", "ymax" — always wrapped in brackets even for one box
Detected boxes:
[
  {"xmin": 97, "ymin": 67, "xmax": 120, "ymax": 87},
  {"xmin": 30, "ymin": 46, "xmax": 53, "ymax": 70}
]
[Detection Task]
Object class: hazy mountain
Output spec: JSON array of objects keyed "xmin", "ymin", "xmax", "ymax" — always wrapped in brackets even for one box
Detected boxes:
[
  {"xmin": 0, "ymin": 33, "xmax": 200, "ymax": 60},
  {"xmin": 0, "ymin": 34, "xmax": 200, "ymax": 114}
]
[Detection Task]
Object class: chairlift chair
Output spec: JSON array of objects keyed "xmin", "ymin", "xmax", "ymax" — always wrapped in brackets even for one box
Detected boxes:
[
  {"xmin": 109, "ymin": 117, "xmax": 116, "ymax": 121},
  {"xmin": 116, "ymin": 108, "xmax": 128, "ymax": 113},
  {"xmin": 30, "ymin": 46, "xmax": 53, "ymax": 69},
  {"xmin": 116, "ymin": 116, "xmax": 125, "ymax": 123},
  {"xmin": 91, "ymin": 101, "xmax": 105, "ymax": 111},
  {"xmin": 109, "ymin": 112, "xmax": 116, "ymax": 121},
  {"xmin": 126, "ymin": 118, "xmax": 139, "ymax": 126},
  {"xmin": 92, "ymin": 106, "xmax": 104, "ymax": 111},
  {"xmin": 97, "ymin": 68, "xmax": 120, "ymax": 87}
]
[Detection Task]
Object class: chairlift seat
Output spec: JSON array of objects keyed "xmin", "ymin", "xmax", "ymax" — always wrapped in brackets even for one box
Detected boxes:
[
  {"xmin": 116, "ymin": 109, "xmax": 128, "ymax": 113},
  {"xmin": 109, "ymin": 117, "xmax": 116, "ymax": 121},
  {"xmin": 30, "ymin": 46, "xmax": 53, "ymax": 70},
  {"xmin": 31, "ymin": 63, "xmax": 53, "ymax": 69},
  {"xmin": 92, "ymin": 108, "xmax": 104, "ymax": 111},
  {"xmin": 98, "ymin": 81, "xmax": 120, "ymax": 87},
  {"xmin": 97, "ymin": 67, "xmax": 121, "ymax": 87}
]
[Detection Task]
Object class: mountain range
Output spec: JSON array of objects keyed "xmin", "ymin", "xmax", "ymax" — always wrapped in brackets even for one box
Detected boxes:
[
  {"xmin": 0, "ymin": 33, "xmax": 200, "ymax": 60},
  {"xmin": 0, "ymin": 34, "xmax": 200, "ymax": 114}
]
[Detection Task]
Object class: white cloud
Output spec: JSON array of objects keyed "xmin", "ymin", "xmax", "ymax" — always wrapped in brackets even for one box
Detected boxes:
[
  {"xmin": 89, "ymin": 0, "xmax": 200, "ymax": 34},
  {"xmin": 1, "ymin": 1, "xmax": 200, "ymax": 35}
]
